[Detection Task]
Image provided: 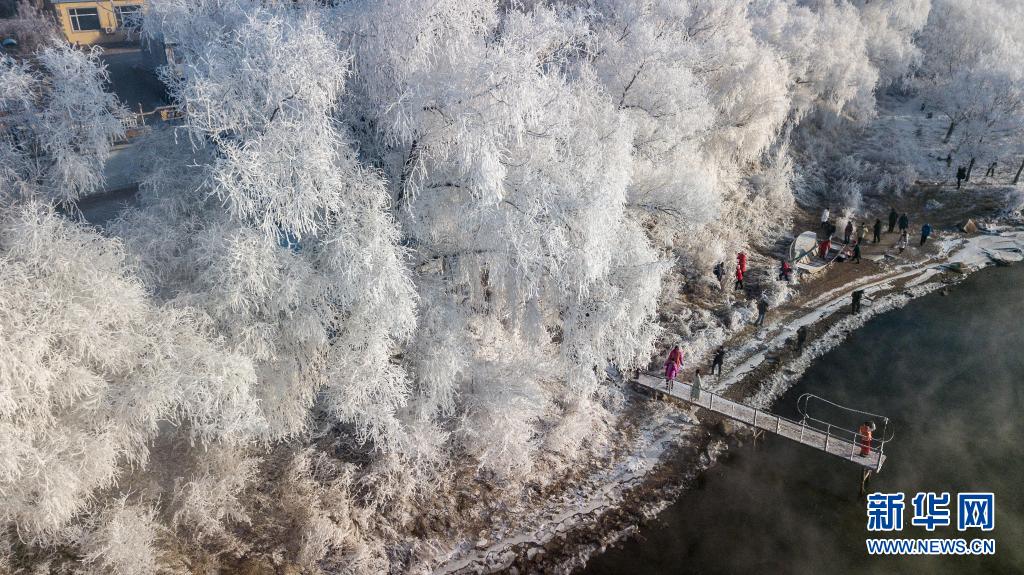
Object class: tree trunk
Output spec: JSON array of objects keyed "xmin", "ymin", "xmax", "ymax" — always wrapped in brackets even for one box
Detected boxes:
[
  {"xmin": 965, "ymin": 157, "xmax": 975, "ymax": 181},
  {"xmin": 943, "ymin": 119, "xmax": 957, "ymax": 143},
  {"xmin": 1014, "ymin": 158, "xmax": 1024, "ymax": 185},
  {"xmin": 396, "ymin": 139, "xmax": 418, "ymax": 208}
]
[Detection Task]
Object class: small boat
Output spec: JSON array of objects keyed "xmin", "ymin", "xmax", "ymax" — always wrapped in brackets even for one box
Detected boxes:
[{"xmin": 790, "ymin": 230, "xmax": 839, "ymax": 274}]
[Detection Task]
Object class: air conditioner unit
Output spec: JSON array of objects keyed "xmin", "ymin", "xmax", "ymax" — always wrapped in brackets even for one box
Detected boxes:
[{"xmin": 104, "ymin": 27, "xmax": 116, "ymax": 34}]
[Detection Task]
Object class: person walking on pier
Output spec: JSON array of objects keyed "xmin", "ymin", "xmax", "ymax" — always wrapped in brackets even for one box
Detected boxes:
[
  {"xmin": 873, "ymin": 219, "xmax": 882, "ymax": 243},
  {"xmin": 664, "ymin": 345, "xmax": 683, "ymax": 392},
  {"xmin": 711, "ymin": 346, "xmax": 725, "ymax": 377},
  {"xmin": 844, "ymin": 220, "xmax": 854, "ymax": 244},
  {"xmin": 691, "ymin": 368, "xmax": 704, "ymax": 402},
  {"xmin": 858, "ymin": 421, "xmax": 876, "ymax": 457},
  {"xmin": 888, "ymin": 208, "xmax": 898, "ymax": 233},
  {"xmin": 851, "ymin": 289, "xmax": 864, "ymax": 314},
  {"xmin": 755, "ymin": 298, "xmax": 769, "ymax": 326},
  {"xmin": 920, "ymin": 223, "xmax": 933, "ymax": 246}
]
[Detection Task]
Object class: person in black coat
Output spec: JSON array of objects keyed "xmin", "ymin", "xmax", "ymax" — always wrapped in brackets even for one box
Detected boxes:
[
  {"xmin": 898, "ymin": 213, "xmax": 909, "ymax": 233},
  {"xmin": 711, "ymin": 347, "xmax": 726, "ymax": 376},
  {"xmin": 873, "ymin": 219, "xmax": 882, "ymax": 243},
  {"xmin": 888, "ymin": 208, "xmax": 898, "ymax": 233}
]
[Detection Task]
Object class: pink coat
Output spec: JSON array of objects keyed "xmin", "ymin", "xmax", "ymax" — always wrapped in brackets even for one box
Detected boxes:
[{"xmin": 665, "ymin": 347, "xmax": 683, "ymax": 380}]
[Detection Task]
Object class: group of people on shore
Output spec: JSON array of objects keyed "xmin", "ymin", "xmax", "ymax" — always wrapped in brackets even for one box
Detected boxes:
[
  {"xmin": 822, "ymin": 207, "xmax": 933, "ymax": 260},
  {"xmin": 683, "ymin": 206, "xmax": 938, "ymax": 400},
  {"xmin": 713, "ymin": 206, "xmax": 934, "ymax": 304},
  {"xmin": 712, "ymin": 251, "xmax": 777, "ymax": 326},
  {"xmin": 713, "ymin": 251, "xmax": 750, "ymax": 291}
]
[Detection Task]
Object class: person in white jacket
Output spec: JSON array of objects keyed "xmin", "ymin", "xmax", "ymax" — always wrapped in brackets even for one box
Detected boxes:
[{"xmin": 691, "ymin": 368, "xmax": 704, "ymax": 402}]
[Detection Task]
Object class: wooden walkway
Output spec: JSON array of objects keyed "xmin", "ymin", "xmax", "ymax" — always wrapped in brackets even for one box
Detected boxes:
[{"xmin": 637, "ymin": 374, "xmax": 886, "ymax": 472}]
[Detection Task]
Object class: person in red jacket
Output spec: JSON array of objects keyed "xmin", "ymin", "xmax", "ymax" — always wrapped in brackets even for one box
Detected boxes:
[
  {"xmin": 819, "ymin": 238, "xmax": 832, "ymax": 259},
  {"xmin": 736, "ymin": 252, "xmax": 747, "ymax": 274},
  {"xmin": 664, "ymin": 345, "xmax": 683, "ymax": 392},
  {"xmin": 733, "ymin": 266, "xmax": 744, "ymax": 291},
  {"xmin": 858, "ymin": 421, "xmax": 876, "ymax": 456},
  {"xmin": 778, "ymin": 258, "xmax": 792, "ymax": 282}
]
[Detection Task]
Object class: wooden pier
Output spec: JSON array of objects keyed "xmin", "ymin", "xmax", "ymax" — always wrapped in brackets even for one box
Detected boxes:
[{"xmin": 636, "ymin": 373, "xmax": 887, "ymax": 472}]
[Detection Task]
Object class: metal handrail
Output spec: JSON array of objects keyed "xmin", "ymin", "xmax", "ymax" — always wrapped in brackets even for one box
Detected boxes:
[
  {"xmin": 645, "ymin": 372, "xmax": 885, "ymax": 447},
  {"xmin": 798, "ymin": 392, "xmax": 895, "ymax": 441},
  {"xmin": 642, "ymin": 373, "xmax": 889, "ymax": 471}
]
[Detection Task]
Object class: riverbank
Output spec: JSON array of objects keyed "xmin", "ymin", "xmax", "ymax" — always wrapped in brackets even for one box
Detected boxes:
[
  {"xmin": 429, "ymin": 210, "xmax": 1024, "ymax": 574},
  {"xmin": 585, "ymin": 259, "xmax": 1024, "ymax": 574}
]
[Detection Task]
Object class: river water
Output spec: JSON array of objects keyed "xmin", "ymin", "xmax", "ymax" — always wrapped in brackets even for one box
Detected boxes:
[{"xmin": 584, "ymin": 265, "xmax": 1024, "ymax": 574}]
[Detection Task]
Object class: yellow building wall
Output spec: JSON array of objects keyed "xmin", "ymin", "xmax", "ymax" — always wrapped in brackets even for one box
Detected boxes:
[{"xmin": 56, "ymin": 0, "xmax": 144, "ymax": 46}]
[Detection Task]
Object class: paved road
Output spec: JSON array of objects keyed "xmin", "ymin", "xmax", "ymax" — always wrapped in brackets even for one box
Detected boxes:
[{"xmin": 101, "ymin": 48, "xmax": 168, "ymax": 112}]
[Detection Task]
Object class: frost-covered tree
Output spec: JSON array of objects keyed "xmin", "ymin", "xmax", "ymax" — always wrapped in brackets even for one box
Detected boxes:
[
  {"xmin": 685, "ymin": 0, "xmax": 791, "ymax": 167},
  {"xmin": 590, "ymin": 0, "xmax": 718, "ymax": 245},
  {"xmin": 132, "ymin": 0, "xmax": 418, "ymax": 446},
  {"xmin": 0, "ymin": 44, "xmax": 127, "ymax": 205},
  {"xmin": 749, "ymin": 0, "xmax": 879, "ymax": 123},
  {"xmin": 337, "ymin": 0, "xmax": 665, "ymax": 474},
  {"xmin": 850, "ymin": 0, "xmax": 931, "ymax": 86},
  {"xmin": 0, "ymin": 205, "xmax": 262, "ymax": 541},
  {"xmin": 916, "ymin": 0, "xmax": 1024, "ymax": 150}
]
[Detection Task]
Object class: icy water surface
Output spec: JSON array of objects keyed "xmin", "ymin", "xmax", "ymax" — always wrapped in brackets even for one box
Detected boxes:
[{"xmin": 584, "ymin": 265, "xmax": 1024, "ymax": 574}]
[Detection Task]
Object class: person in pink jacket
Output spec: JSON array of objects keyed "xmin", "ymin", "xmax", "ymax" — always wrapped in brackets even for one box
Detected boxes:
[{"xmin": 664, "ymin": 345, "xmax": 683, "ymax": 392}]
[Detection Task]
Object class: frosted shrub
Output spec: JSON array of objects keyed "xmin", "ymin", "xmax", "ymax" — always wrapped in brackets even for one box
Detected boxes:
[
  {"xmin": 73, "ymin": 499, "xmax": 164, "ymax": 575},
  {"xmin": 171, "ymin": 446, "xmax": 259, "ymax": 552},
  {"xmin": 283, "ymin": 451, "xmax": 386, "ymax": 575}
]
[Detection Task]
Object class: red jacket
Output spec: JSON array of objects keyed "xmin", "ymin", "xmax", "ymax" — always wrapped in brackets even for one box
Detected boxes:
[{"xmin": 737, "ymin": 253, "xmax": 747, "ymax": 273}]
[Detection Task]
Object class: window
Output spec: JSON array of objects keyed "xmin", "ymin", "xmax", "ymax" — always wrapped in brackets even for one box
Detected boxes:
[
  {"xmin": 67, "ymin": 7, "xmax": 100, "ymax": 31},
  {"xmin": 115, "ymin": 4, "xmax": 142, "ymax": 28}
]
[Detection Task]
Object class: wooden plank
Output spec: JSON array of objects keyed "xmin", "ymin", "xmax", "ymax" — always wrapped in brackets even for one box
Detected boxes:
[{"xmin": 637, "ymin": 374, "xmax": 885, "ymax": 470}]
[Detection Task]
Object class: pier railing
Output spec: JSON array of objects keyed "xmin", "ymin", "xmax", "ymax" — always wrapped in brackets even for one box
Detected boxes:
[{"xmin": 636, "ymin": 373, "xmax": 889, "ymax": 472}]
